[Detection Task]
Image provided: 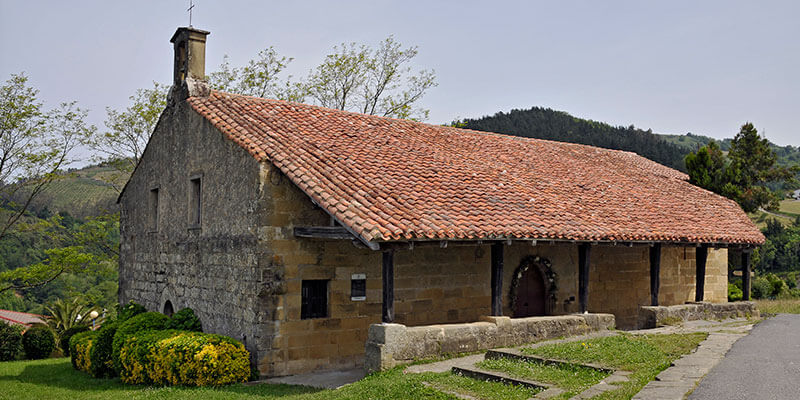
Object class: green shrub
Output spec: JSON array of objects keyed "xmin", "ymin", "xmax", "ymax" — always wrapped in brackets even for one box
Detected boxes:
[
  {"xmin": 89, "ymin": 321, "xmax": 119, "ymax": 378},
  {"xmin": 0, "ymin": 323, "xmax": 24, "ymax": 361},
  {"xmin": 60, "ymin": 325, "xmax": 89, "ymax": 357},
  {"xmin": 116, "ymin": 301, "xmax": 147, "ymax": 323},
  {"xmin": 752, "ymin": 276, "xmax": 771, "ymax": 299},
  {"xmin": 22, "ymin": 325, "xmax": 55, "ymax": 359},
  {"xmin": 69, "ymin": 330, "xmax": 97, "ymax": 372},
  {"xmin": 112, "ymin": 312, "xmax": 170, "ymax": 373},
  {"xmin": 728, "ymin": 283, "xmax": 743, "ymax": 301},
  {"xmin": 119, "ymin": 330, "xmax": 250, "ymax": 386},
  {"xmin": 166, "ymin": 308, "xmax": 203, "ymax": 332}
]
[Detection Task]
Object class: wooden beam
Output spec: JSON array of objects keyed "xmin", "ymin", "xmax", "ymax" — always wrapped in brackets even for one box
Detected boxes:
[
  {"xmin": 490, "ymin": 242, "xmax": 504, "ymax": 316},
  {"xmin": 382, "ymin": 250, "xmax": 395, "ymax": 323},
  {"xmin": 695, "ymin": 245, "xmax": 708, "ymax": 302},
  {"xmin": 650, "ymin": 244, "xmax": 661, "ymax": 306},
  {"xmin": 742, "ymin": 251, "xmax": 751, "ymax": 301},
  {"xmin": 578, "ymin": 244, "xmax": 590, "ymax": 313},
  {"xmin": 293, "ymin": 226, "xmax": 356, "ymax": 240}
]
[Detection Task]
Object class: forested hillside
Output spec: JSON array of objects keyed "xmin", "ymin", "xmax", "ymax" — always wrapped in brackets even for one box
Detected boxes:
[
  {"xmin": 660, "ymin": 132, "xmax": 800, "ymax": 171},
  {"xmin": 459, "ymin": 107, "xmax": 690, "ymax": 171},
  {"xmin": 460, "ymin": 107, "xmax": 800, "ymax": 176}
]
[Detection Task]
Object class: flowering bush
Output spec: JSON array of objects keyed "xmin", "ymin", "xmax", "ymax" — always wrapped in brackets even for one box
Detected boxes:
[
  {"xmin": 69, "ymin": 330, "xmax": 97, "ymax": 373},
  {"xmin": 112, "ymin": 312, "xmax": 170, "ymax": 373},
  {"xmin": 166, "ymin": 308, "xmax": 203, "ymax": 332},
  {"xmin": 60, "ymin": 325, "xmax": 89, "ymax": 357},
  {"xmin": 119, "ymin": 330, "xmax": 250, "ymax": 386},
  {"xmin": 89, "ymin": 321, "xmax": 119, "ymax": 378}
]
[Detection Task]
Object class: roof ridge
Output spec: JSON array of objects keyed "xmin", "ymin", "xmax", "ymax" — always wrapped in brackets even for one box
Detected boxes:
[{"xmin": 203, "ymin": 90, "xmax": 676, "ymax": 169}]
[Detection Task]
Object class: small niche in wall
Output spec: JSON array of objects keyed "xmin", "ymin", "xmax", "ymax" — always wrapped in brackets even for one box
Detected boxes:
[{"xmin": 351, "ymin": 273, "xmax": 366, "ymax": 301}]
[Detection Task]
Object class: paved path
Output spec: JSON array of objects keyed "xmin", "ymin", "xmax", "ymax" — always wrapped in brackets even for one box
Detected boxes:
[{"xmin": 689, "ymin": 314, "xmax": 800, "ymax": 400}]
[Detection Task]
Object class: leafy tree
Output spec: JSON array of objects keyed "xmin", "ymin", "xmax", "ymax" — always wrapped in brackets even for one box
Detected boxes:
[
  {"xmin": 208, "ymin": 36, "xmax": 436, "ymax": 120},
  {"xmin": 726, "ymin": 123, "xmax": 796, "ymax": 211},
  {"xmin": 82, "ymin": 82, "xmax": 167, "ymax": 190},
  {"xmin": 306, "ymin": 36, "xmax": 437, "ymax": 120},
  {"xmin": 1, "ymin": 73, "xmax": 94, "ymax": 239},
  {"xmin": 0, "ymin": 213, "xmax": 118, "ymax": 296},
  {"xmin": 685, "ymin": 123, "xmax": 796, "ymax": 212}
]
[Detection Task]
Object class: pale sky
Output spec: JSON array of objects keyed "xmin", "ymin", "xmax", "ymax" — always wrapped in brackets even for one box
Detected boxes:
[{"xmin": 1, "ymin": 1, "xmax": 798, "ymax": 146}]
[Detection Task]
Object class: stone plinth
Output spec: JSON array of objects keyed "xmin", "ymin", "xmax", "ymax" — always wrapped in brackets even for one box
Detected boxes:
[
  {"xmin": 638, "ymin": 301, "xmax": 759, "ymax": 329},
  {"xmin": 364, "ymin": 313, "xmax": 615, "ymax": 373}
]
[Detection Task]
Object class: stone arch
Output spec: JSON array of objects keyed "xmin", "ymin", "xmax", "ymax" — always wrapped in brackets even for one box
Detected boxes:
[
  {"xmin": 509, "ymin": 256, "xmax": 558, "ymax": 317},
  {"xmin": 159, "ymin": 285, "xmax": 179, "ymax": 316},
  {"xmin": 163, "ymin": 300, "xmax": 175, "ymax": 317}
]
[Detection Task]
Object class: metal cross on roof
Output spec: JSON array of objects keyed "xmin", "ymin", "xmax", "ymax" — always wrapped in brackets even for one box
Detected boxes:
[{"xmin": 187, "ymin": 0, "xmax": 195, "ymax": 27}]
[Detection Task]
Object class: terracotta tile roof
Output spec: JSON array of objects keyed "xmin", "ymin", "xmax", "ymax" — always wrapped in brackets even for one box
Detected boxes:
[
  {"xmin": 188, "ymin": 91, "xmax": 764, "ymax": 246},
  {"xmin": 0, "ymin": 309, "xmax": 46, "ymax": 328}
]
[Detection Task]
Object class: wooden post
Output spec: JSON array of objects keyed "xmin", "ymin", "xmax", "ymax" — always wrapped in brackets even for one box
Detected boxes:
[
  {"xmin": 650, "ymin": 244, "xmax": 661, "ymax": 306},
  {"xmin": 578, "ymin": 244, "xmax": 590, "ymax": 313},
  {"xmin": 382, "ymin": 249, "xmax": 394, "ymax": 323},
  {"xmin": 742, "ymin": 250, "xmax": 751, "ymax": 301},
  {"xmin": 491, "ymin": 242, "xmax": 504, "ymax": 316},
  {"xmin": 695, "ymin": 245, "xmax": 708, "ymax": 302}
]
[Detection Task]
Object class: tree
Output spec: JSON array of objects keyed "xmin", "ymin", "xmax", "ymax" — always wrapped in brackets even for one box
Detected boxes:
[
  {"xmin": 0, "ymin": 213, "xmax": 118, "ymax": 295},
  {"xmin": 0, "ymin": 73, "xmax": 93, "ymax": 240},
  {"xmin": 44, "ymin": 297, "xmax": 100, "ymax": 335},
  {"xmin": 83, "ymin": 82, "xmax": 167, "ymax": 189},
  {"xmin": 727, "ymin": 123, "xmax": 796, "ymax": 211},
  {"xmin": 209, "ymin": 36, "xmax": 437, "ymax": 120},
  {"xmin": 306, "ymin": 36, "xmax": 437, "ymax": 120},
  {"xmin": 685, "ymin": 123, "xmax": 797, "ymax": 212}
]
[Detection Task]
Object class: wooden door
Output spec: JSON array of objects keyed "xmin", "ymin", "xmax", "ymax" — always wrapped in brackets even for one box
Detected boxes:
[{"xmin": 514, "ymin": 268, "xmax": 546, "ymax": 317}]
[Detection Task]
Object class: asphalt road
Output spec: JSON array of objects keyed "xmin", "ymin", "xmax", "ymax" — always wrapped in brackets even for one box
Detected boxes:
[{"xmin": 689, "ymin": 313, "xmax": 800, "ymax": 400}]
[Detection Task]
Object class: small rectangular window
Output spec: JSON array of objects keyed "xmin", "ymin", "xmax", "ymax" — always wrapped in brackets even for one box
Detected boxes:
[
  {"xmin": 149, "ymin": 188, "xmax": 159, "ymax": 231},
  {"xmin": 301, "ymin": 280, "xmax": 328, "ymax": 319},
  {"xmin": 189, "ymin": 177, "xmax": 201, "ymax": 227},
  {"xmin": 351, "ymin": 273, "xmax": 366, "ymax": 301}
]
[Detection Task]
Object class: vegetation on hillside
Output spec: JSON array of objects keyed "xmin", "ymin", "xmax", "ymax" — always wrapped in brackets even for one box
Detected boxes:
[{"xmin": 457, "ymin": 107, "xmax": 690, "ymax": 171}]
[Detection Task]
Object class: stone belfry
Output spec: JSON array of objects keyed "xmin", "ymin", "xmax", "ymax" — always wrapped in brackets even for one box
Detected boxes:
[{"xmin": 168, "ymin": 27, "xmax": 210, "ymax": 103}]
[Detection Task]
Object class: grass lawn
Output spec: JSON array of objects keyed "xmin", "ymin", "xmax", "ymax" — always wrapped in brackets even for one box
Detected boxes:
[
  {"xmin": 0, "ymin": 357, "xmax": 536, "ymax": 400},
  {"xmin": 755, "ymin": 298, "xmax": 800, "ymax": 314},
  {"xmin": 508, "ymin": 333, "xmax": 709, "ymax": 399},
  {"xmin": 477, "ymin": 357, "xmax": 609, "ymax": 396},
  {"xmin": 779, "ymin": 199, "xmax": 800, "ymax": 217}
]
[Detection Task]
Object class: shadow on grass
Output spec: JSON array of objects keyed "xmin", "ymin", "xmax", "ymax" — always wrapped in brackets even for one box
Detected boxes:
[{"xmin": 0, "ymin": 358, "xmax": 321, "ymax": 398}]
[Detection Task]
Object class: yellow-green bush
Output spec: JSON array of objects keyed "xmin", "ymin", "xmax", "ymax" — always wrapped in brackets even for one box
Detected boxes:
[
  {"xmin": 69, "ymin": 331, "xmax": 97, "ymax": 373},
  {"xmin": 119, "ymin": 330, "xmax": 250, "ymax": 386}
]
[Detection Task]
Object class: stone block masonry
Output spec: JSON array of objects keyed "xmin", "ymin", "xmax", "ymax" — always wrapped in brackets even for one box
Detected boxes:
[
  {"xmin": 638, "ymin": 301, "xmax": 759, "ymax": 329},
  {"xmin": 364, "ymin": 313, "xmax": 615, "ymax": 373}
]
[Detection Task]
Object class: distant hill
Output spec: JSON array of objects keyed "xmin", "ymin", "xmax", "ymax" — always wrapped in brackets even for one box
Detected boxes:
[
  {"xmin": 8, "ymin": 162, "xmax": 127, "ymax": 219},
  {"xmin": 459, "ymin": 107, "xmax": 689, "ymax": 171},
  {"xmin": 659, "ymin": 132, "xmax": 800, "ymax": 170},
  {"xmin": 460, "ymin": 107, "xmax": 800, "ymax": 176}
]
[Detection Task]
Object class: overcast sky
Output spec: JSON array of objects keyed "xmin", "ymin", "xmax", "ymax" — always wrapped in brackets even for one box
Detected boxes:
[{"xmin": 1, "ymin": 1, "xmax": 798, "ymax": 146}]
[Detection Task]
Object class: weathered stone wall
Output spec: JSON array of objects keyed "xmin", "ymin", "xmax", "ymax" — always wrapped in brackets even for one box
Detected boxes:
[
  {"xmin": 118, "ymin": 100, "xmax": 267, "ymax": 361},
  {"xmin": 364, "ymin": 314, "xmax": 615, "ymax": 372}
]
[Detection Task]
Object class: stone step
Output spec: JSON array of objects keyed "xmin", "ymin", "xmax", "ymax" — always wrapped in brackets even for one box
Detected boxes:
[
  {"xmin": 451, "ymin": 365, "xmax": 553, "ymax": 391},
  {"xmin": 485, "ymin": 348, "xmax": 615, "ymax": 374}
]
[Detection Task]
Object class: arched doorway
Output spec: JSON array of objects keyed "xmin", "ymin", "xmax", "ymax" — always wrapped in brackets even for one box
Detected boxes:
[
  {"xmin": 510, "ymin": 256, "xmax": 556, "ymax": 317},
  {"xmin": 163, "ymin": 300, "xmax": 174, "ymax": 317}
]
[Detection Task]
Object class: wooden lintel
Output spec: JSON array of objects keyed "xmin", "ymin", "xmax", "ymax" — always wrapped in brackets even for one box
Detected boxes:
[{"xmin": 293, "ymin": 226, "xmax": 355, "ymax": 240}]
